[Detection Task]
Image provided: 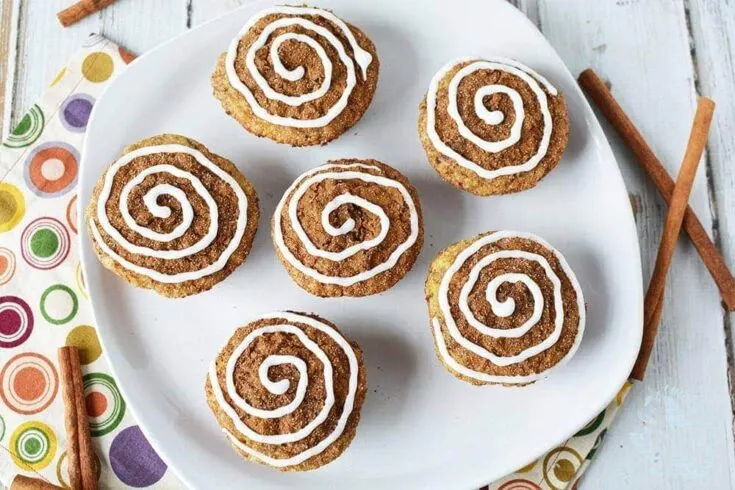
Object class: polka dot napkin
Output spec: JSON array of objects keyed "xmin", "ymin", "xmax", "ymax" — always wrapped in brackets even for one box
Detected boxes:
[
  {"xmin": 0, "ymin": 35, "xmax": 177, "ymax": 489},
  {"xmin": 0, "ymin": 35, "xmax": 630, "ymax": 489}
]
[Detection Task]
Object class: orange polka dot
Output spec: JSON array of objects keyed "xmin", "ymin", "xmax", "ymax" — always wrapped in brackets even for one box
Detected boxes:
[
  {"xmin": 118, "ymin": 47, "xmax": 136, "ymax": 64},
  {"xmin": 28, "ymin": 147, "xmax": 78, "ymax": 194},
  {"xmin": 86, "ymin": 391, "xmax": 107, "ymax": 417},
  {"xmin": 0, "ymin": 256, "xmax": 7, "ymax": 274},
  {"xmin": 13, "ymin": 366, "xmax": 45, "ymax": 401}
]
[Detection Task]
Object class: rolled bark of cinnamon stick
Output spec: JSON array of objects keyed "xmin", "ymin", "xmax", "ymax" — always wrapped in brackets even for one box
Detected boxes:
[
  {"xmin": 57, "ymin": 0, "xmax": 119, "ymax": 27},
  {"xmin": 631, "ymin": 97, "xmax": 716, "ymax": 380},
  {"xmin": 10, "ymin": 475, "xmax": 63, "ymax": 490},
  {"xmin": 58, "ymin": 346, "xmax": 98, "ymax": 490},
  {"xmin": 578, "ymin": 68, "xmax": 735, "ymax": 311},
  {"xmin": 59, "ymin": 347, "xmax": 82, "ymax": 490}
]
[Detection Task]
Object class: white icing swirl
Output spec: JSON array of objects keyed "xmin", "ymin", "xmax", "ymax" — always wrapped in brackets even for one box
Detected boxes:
[
  {"xmin": 432, "ymin": 231, "xmax": 585, "ymax": 384},
  {"xmin": 274, "ymin": 162, "xmax": 420, "ymax": 287},
  {"xmin": 226, "ymin": 6, "xmax": 373, "ymax": 128},
  {"xmin": 89, "ymin": 144, "xmax": 249, "ymax": 284},
  {"xmin": 209, "ymin": 312, "xmax": 359, "ymax": 468},
  {"xmin": 426, "ymin": 57, "xmax": 558, "ymax": 180}
]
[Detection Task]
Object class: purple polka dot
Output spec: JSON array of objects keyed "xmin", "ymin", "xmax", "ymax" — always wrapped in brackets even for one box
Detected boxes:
[
  {"xmin": 0, "ymin": 296, "xmax": 33, "ymax": 348},
  {"xmin": 109, "ymin": 426, "xmax": 167, "ymax": 487},
  {"xmin": 0, "ymin": 309, "xmax": 20, "ymax": 335},
  {"xmin": 60, "ymin": 94, "xmax": 94, "ymax": 132}
]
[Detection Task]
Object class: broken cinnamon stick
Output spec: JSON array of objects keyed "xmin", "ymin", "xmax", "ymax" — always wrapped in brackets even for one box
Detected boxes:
[
  {"xmin": 57, "ymin": 0, "xmax": 119, "ymax": 27},
  {"xmin": 58, "ymin": 347, "xmax": 97, "ymax": 490},
  {"xmin": 9, "ymin": 475, "xmax": 63, "ymax": 490},
  {"xmin": 631, "ymin": 97, "xmax": 715, "ymax": 380},
  {"xmin": 578, "ymin": 68, "xmax": 735, "ymax": 311}
]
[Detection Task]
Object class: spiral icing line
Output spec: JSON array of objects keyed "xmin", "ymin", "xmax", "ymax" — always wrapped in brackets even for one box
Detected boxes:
[
  {"xmin": 208, "ymin": 312, "xmax": 359, "ymax": 467},
  {"xmin": 226, "ymin": 6, "xmax": 373, "ymax": 128},
  {"xmin": 432, "ymin": 231, "xmax": 585, "ymax": 384},
  {"xmin": 89, "ymin": 144, "xmax": 249, "ymax": 284},
  {"xmin": 274, "ymin": 162, "xmax": 420, "ymax": 287},
  {"xmin": 426, "ymin": 57, "xmax": 558, "ymax": 180}
]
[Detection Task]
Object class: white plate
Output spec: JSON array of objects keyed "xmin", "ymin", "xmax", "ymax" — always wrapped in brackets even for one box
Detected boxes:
[{"xmin": 79, "ymin": 1, "xmax": 643, "ymax": 488}]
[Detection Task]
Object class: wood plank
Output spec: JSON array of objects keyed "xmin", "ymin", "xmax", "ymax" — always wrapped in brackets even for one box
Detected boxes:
[
  {"xmin": 0, "ymin": 0, "xmax": 19, "ymax": 138},
  {"xmin": 536, "ymin": 0, "xmax": 735, "ymax": 488},
  {"xmin": 509, "ymin": 0, "xmax": 540, "ymax": 27},
  {"xmin": 687, "ymin": 1, "xmax": 735, "ymax": 372},
  {"xmin": 194, "ymin": 1, "xmax": 539, "ymax": 29},
  {"xmin": 98, "ymin": 0, "xmax": 188, "ymax": 56},
  {"xmin": 189, "ymin": 0, "xmax": 249, "ymax": 26}
]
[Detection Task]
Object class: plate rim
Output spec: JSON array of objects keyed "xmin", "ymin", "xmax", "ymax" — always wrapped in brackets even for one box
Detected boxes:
[{"xmin": 77, "ymin": 0, "xmax": 644, "ymax": 487}]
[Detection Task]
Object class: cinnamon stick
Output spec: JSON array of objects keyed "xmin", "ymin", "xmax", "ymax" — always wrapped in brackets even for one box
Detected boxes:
[
  {"xmin": 10, "ymin": 475, "xmax": 63, "ymax": 490},
  {"xmin": 57, "ymin": 0, "xmax": 119, "ymax": 27},
  {"xmin": 578, "ymin": 68, "xmax": 735, "ymax": 311},
  {"xmin": 58, "ymin": 347, "xmax": 97, "ymax": 490},
  {"xmin": 631, "ymin": 97, "xmax": 716, "ymax": 380},
  {"xmin": 59, "ymin": 348, "xmax": 81, "ymax": 490}
]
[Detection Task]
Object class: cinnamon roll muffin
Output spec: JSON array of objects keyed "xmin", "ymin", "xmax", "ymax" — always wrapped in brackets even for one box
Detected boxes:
[
  {"xmin": 419, "ymin": 58, "xmax": 569, "ymax": 195},
  {"xmin": 212, "ymin": 6, "xmax": 380, "ymax": 146},
  {"xmin": 272, "ymin": 159, "xmax": 424, "ymax": 297},
  {"xmin": 425, "ymin": 231, "xmax": 585, "ymax": 385},
  {"xmin": 205, "ymin": 311, "xmax": 367, "ymax": 471},
  {"xmin": 85, "ymin": 134, "xmax": 259, "ymax": 297}
]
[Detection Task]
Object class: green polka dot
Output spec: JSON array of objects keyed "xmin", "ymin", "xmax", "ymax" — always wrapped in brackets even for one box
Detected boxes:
[
  {"xmin": 587, "ymin": 428, "xmax": 608, "ymax": 461},
  {"xmin": 10, "ymin": 422, "xmax": 56, "ymax": 470},
  {"xmin": 31, "ymin": 229, "xmax": 59, "ymax": 258},
  {"xmin": 13, "ymin": 115, "xmax": 31, "ymax": 136},
  {"xmin": 574, "ymin": 410, "xmax": 606, "ymax": 437},
  {"xmin": 40, "ymin": 284, "xmax": 78, "ymax": 325},
  {"xmin": 84, "ymin": 373, "xmax": 126, "ymax": 436},
  {"xmin": 3, "ymin": 105, "xmax": 44, "ymax": 149},
  {"xmin": 24, "ymin": 437, "xmax": 40, "ymax": 455}
]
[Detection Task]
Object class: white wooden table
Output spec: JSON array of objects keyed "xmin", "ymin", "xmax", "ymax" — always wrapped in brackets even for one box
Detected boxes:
[{"xmin": 1, "ymin": 0, "xmax": 733, "ymax": 488}]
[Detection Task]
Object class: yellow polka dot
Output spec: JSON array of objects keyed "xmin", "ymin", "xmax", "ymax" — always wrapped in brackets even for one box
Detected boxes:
[
  {"xmin": 616, "ymin": 380, "xmax": 633, "ymax": 406},
  {"xmin": 517, "ymin": 459, "xmax": 538, "ymax": 473},
  {"xmin": 0, "ymin": 183, "xmax": 25, "ymax": 233},
  {"xmin": 50, "ymin": 67, "xmax": 66, "ymax": 87},
  {"xmin": 76, "ymin": 262, "xmax": 88, "ymax": 299},
  {"xmin": 10, "ymin": 421, "xmax": 57, "ymax": 471},
  {"xmin": 66, "ymin": 325, "xmax": 102, "ymax": 364},
  {"xmin": 553, "ymin": 459, "xmax": 576, "ymax": 482},
  {"xmin": 82, "ymin": 52, "xmax": 114, "ymax": 83}
]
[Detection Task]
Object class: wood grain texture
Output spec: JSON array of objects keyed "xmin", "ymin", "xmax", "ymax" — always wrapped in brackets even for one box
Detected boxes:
[
  {"xmin": 687, "ymin": 0, "xmax": 735, "ymax": 370},
  {"xmin": 509, "ymin": 0, "xmax": 540, "ymax": 27},
  {"xmin": 532, "ymin": 0, "xmax": 735, "ymax": 487},
  {"xmin": 0, "ymin": 0, "xmax": 733, "ymax": 488},
  {"xmin": 189, "ymin": 0, "xmax": 250, "ymax": 26},
  {"xmin": 0, "ymin": 0, "xmax": 19, "ymax": 138},
  {"xmin": 634, "ymin": 96, "xmax": 715, "ymax": 379},
  {"xmin": 98, "ymin": 0, "xmax": 187, "ymax": 55},
  {"xmin": 578, "ymin": 67, "xmax": 735, "ymax": 310}
]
